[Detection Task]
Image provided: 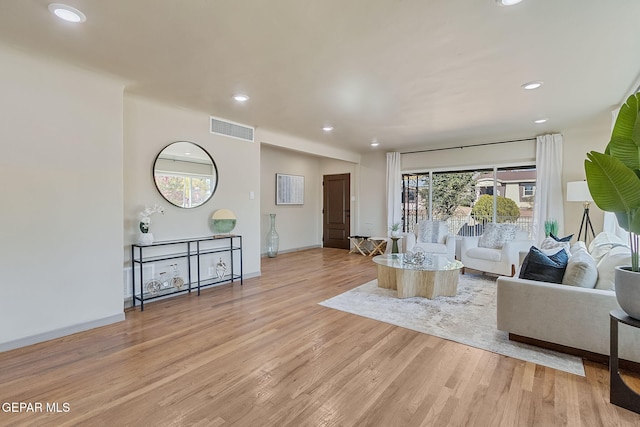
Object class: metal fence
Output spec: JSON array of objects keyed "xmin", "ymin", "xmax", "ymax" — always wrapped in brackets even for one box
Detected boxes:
[{"xmin": 405, "ymin": 214, "xmax": 534, "ymax": 238}]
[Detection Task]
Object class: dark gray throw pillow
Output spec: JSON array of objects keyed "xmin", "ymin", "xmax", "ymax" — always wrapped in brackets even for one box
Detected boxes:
[
  {"xmin": 519, "ymin": 246, "xmax": 569, "ymax": 284},
  {"xmin": 550, "ymin": 233, "xmax": 573, "ymax": 242}
]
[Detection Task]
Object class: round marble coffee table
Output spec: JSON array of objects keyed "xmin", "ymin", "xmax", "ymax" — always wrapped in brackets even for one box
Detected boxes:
[{"xmin": 372, "ymin": 254, "xmax": 463, "ymax": 299}]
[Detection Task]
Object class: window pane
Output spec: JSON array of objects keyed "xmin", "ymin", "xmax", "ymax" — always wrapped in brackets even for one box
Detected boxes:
[
  {"xmin": 431, "ymin": 171, "xmax": 478, "ymax": 236},
  {"xmin": 155, "ymin": 173, "xmax": 214, "ymax": 208},
  {"xmin": 497, "ymin": 167, "xmax": 536, "ymax": 238},
  {"xmin": 155, "ymin": 174, "xmax": 188, "ymax": 207},
  {"xmin": 403, "ymin": 166, "xmax": 535, "ymax": 239}
]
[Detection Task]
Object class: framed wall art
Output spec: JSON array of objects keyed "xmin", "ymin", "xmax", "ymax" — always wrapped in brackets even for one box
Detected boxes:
[{"xmin": 276, "ymin": 173, "xmax": 304, "ymax": 205}]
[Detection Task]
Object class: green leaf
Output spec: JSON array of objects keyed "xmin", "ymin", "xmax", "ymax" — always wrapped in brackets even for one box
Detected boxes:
[
  {"xmin": 584, "ymin": 152, "xmax": 640, "ymax": 227},
  {"xmin": 608, "ymin": 93, "xmax": 640, "ymax": 170}
]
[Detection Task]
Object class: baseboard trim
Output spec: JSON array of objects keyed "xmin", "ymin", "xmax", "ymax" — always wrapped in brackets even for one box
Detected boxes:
[
  {"xmin": 0, "ymin": 313, "xmax": 125, "ymax": 353},
  {"xmin": 509, "ymin": 333, "xmax": 640, "ymax": 373},
  {"xmin": 261, "ymin": 245, "xmax": 321, "ymax": 257}
]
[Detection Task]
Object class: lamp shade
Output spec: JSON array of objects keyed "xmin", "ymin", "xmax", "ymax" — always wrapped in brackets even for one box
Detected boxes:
[{"xmin": 566, "ymin": 180, "xmax": 593, "ymax": 202}]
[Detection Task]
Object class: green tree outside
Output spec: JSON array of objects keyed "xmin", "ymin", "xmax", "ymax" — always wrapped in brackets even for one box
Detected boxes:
[
  {"xmin": 471, "ymin": 194, "xmax": 520, "ymax": 223},
  {"xmin": 418, "ymin": 172, "xmax": 476, "ymax": 219}
]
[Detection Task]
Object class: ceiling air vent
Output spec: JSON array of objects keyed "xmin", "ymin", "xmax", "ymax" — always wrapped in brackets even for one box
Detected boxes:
[{"xmin": 210, "ymin": 116, "xmax": 254, "ymax": 142}]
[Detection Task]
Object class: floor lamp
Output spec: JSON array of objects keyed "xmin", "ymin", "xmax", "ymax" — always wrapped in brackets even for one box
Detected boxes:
[{"xmin": 567, "ymin": 180, "xmax": 595, "ymax": 245}]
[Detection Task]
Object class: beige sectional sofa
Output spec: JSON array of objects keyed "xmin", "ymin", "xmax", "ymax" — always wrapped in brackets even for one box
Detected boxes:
[{"xmin": 496, "ymin": 233, "xmax": 640, "ymax": 365}]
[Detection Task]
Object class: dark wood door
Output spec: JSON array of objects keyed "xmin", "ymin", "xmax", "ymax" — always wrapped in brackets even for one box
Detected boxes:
[{"xmin": 323, "ymin": 173, "xmax": 351, "ymax": 249}]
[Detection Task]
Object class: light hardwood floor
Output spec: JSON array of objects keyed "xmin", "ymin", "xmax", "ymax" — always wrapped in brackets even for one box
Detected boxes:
[{"xmin": 1, "ymin": 248, "xmax": 640, "ymax": 426}]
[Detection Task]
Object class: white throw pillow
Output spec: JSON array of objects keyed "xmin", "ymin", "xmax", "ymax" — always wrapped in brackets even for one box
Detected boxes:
[
  {"xmin": 478, "ymin": 223, "xmax": 519, "ymax": 249},
  {"xmin": 562, "ymin": 247, "xmax": 597, "ymax": 288},
  {"xmin": 595, "ymin": 246, "xmax": 631, "ymax": 291},
  {"xmin": 570, "ymin": 241, "xmax": 587, "ymax": 253},
  {"xmin": 589, "ymin": 232, "xmax": 628, "ymax": 263},
  {"xmin": 540, "ymin": 237, "xmax": 572, "ymax": 257},
  {"xmin": 418, "ymin": 221, "xmax": 447, "ymax": 244}
]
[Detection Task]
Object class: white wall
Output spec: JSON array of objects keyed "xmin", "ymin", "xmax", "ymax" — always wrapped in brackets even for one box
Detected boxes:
[
  {"xmin": 259, "ymin": 128, "xmax": 360, "ymax": 164},
  {"xmin": 0, "ymin": 45, "xmax": 125, "ymax": 350},
  {"xmin": 357, "ymin": 151, "xmax": 387, "ymax": 236},
  {"xmin": 259, "ymin": 144, "xmax": 362, "ymax": 253},
  {"xmin": 401, "ymin": 139, "xmax": 537, "ymax": 171},
  {"xmin": 562, "ymin": 112, "xmax": 613, "ymax": 237},
  {"xmin": 259, "ymin": 144, "xmax": 322, "ymax": 253},
  {"xmin": 124, "ymin": 95, "xmax": 261, "ymax": 282}
]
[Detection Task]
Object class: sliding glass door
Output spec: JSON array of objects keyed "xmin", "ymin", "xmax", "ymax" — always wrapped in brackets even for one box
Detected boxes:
[{"xmin": 402, "ymin": 166, "xmax": 536, "ymax": 238}]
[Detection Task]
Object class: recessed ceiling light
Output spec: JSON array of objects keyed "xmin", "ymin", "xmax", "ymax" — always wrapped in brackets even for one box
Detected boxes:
[
  {"xmin": 496, "ymin": 0, "xmax": 523, "ymax": 6},
  {"xmin": 233, "ymin": 94, "xmax": 249, "ymax": 102},
  {"xmin": 322, "ymin": 125, "xmax": 334, "ymax": 132},
  {"xmin": 522, "ymin": 81, "xmax": 543, "ymax": 90},
  {"xmin": 534, "ymin": 118, "xmax": 548, "ymax": 124},
  {"xmin": 48, "ymin": 3, "xmax": 86, "ymax": 23},
  {"xmin": 371, "ymin": 138, "xmax": 380, "ymax": 147}
]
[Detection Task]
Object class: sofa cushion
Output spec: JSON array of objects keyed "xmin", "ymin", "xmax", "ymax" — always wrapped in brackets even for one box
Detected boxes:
[
  {"xmin": 478, "ymin": 223, "xmax": 519, "ymax": 249},
  {"xmin": 417, "ymin": 221, "xmax": 448, "ymax": 244},
  {"xmin": 466, "ymin": 246, "xmax": 502, "ymax": 262},
  {"xmin": 519, "ymin": 246, "xmax": 569, "ymax": 284},
  {"xmin": 595, "ymin": 246, "xmax": 632, "ymax": 291},
  {"xmin": 562, "ymin": 246, "xmax": 597, "ymax": 288}
]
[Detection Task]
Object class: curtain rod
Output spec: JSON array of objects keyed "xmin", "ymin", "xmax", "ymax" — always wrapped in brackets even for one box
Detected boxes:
[{"xmin": 400, "ymin": 137, "xmax": 536, "ymax": 155}]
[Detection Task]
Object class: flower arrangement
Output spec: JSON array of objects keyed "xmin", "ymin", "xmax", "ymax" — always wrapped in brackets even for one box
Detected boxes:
[
  {"xmin": 389, "ymin": 222, "xmax": 402, "ymax": 237},
  {"xmin": 139, "ymin": 204, "xmax": 164, "ymax": 233}
]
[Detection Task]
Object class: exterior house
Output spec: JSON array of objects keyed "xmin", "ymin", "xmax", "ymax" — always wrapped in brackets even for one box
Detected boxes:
[{"xmin": 475, "ymin": 169, "xmax": 537, "ymax": 210}]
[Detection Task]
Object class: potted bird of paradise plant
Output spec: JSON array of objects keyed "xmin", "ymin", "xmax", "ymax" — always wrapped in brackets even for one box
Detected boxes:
[{"xmin": 585, "ymin": 92, "xmax": 640, "ymax": 319}]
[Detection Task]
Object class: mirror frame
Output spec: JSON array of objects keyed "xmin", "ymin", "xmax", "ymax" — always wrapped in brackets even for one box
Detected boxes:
[{"xmin": 152, "ymin": 141, "xmax": 219, "ymax": 209}]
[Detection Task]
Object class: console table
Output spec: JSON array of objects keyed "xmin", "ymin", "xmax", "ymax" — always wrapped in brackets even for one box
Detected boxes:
[
  {"xmin": 610, "ymin": 309, "xmax": 640, "ymax": 414},
  {"xmin": 131, "ymin": 235, "xmax": 242, "ymax": 310}
]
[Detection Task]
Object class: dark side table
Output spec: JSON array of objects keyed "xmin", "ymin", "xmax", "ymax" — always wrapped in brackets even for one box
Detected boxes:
[{"xmin": 610, "ymin": 309, "xmax": 640, "ymax": 414}]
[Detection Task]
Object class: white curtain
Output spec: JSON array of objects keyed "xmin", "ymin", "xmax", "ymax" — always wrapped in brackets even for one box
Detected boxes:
[
  {"xmin": 533, "ymin": 134, "xmax": 564, "ymax": 244},
  {"xmin": 386, "ymin": 152, "xmax": 402, "ymax": 232},
  {"xmin": 603, "ymin": 107, "xmax": 629, "ymax": 240}
]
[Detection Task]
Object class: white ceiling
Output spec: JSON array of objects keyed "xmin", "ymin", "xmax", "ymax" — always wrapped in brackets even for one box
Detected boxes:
[{"xmin": 1, "ymin": 0, "xmax": 639, "ymax": 154}]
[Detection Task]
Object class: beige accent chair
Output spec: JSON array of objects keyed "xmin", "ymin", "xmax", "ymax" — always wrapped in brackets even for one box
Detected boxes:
[
  {"xmin": 460, "ymin": 223, "xmax": 534, "ymax": 276},
  {"xmin": 405, "ymin": 220, "xmax": 456, "ymax": 261}
]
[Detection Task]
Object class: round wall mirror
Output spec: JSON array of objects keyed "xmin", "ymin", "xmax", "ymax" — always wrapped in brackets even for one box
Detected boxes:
[{"xmin": 153, "ymin": 141, "xmax": 218, "ymax": 208}]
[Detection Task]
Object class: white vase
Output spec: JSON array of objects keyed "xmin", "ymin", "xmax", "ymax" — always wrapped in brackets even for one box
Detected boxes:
[
  {"xmin": 138, "ymin": 232, "xmax": 154, "ymax": 245},
  {"xmin": 615, "ymin": 266, "xmax": 640, "ymax": 320}
]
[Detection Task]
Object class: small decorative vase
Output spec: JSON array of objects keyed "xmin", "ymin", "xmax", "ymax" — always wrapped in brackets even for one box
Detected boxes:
[
  {"xmin": 615, "ymin": 266, "xmax": 640, "ymax": 320},
  {"xmin": 266, "ymin": 214, "xmax": 279, "ymax": 258},
  {"xmin": 139, "ymin": 232, "xmax": 154, "ymax": 245},
  {"xmin": 216, "ymin": 258, "xmax": 228, "ymax": 280}
]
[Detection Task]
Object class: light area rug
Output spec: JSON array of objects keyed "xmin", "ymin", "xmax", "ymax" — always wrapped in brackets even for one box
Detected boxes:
[{"xmin": 319, "ymin": 274, "xmax": 585, "ymax": 377}]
